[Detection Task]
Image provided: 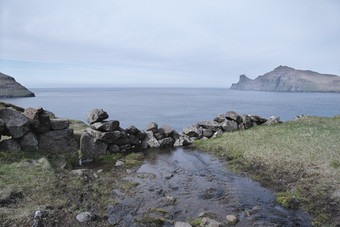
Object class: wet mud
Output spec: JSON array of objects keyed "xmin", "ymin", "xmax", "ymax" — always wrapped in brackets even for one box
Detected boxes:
[{"xmin": 108, "ymin": 148, "xmax": 311, "ymax": 226}]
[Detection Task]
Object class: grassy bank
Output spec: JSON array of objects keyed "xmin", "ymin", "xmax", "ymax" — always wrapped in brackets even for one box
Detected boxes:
[{"xmin": 195, "ymin": 116, "xmax": 340, "ymax": 226}]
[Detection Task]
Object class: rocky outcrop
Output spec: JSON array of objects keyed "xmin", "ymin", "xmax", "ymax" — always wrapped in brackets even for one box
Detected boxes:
[
  {"xmin": 0, "ymin": 107, "xmax": 77, "ymax": 154},
  {"xmin": 0, "ymin": 72, "xmax": 35, "ymax": 98},
  {"xmin": 231, "ymin": 66, "xmax": 340, "ymax": 92}
]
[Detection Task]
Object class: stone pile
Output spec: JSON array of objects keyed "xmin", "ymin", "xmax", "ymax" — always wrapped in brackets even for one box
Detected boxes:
[{"xmin": 0, "ymin": 107, "xmax": 77, "ymax": 153}]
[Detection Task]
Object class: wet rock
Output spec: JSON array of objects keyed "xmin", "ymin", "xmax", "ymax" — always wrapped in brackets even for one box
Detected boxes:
[
  {"xmin": 265, "ymin": 116, "xmax": 281, "ymax": 125},
  {"xmin": 19, "ymin": 132, "xmax": 39, "ymax": 151},
  {"xmin": 159, "ymin": 137, "xmax": 175, "ymax": 148},
  {"xmin": 90, "ymin": 120, "xmax": 120, "ymax": 132},
  {"xmin": 241, "ymin": 114, "xmax": 253, "ymax": 129},
  {"xmin": 145, "ymin": 122, "xmax": 158, "ymax": 133},
  {"xmin": 0, "ymin": 107, "xmax": 30, "ymax": 138},
  {"xmin": 175, "ymin": 222, "xmax": 192, "ymax": 227},
  {"xmin": 226, "ymin": 111, "xmax": 242, "ymax": 124},
  {"xmin": 0, "ymin": 139, "xmax": 21, "ymax": 151},
  {"xmin": 202, "ymin": 129, "xmax": 214, "ymax": 138},
  {"xmin": 126, "ymin": 125, "xmax": 139, "ymax": 135},
  {"xmin": 86, "ymin": 128, "xmax": 121, "ymax": 143},
  {"xmin": 86, "ymin": 109, "xmax": 108, "ymax": 124},
  {"xmin": 226, "ymin": 214, "xmax": 238, "ymax": 224},
  {"xmin": 214, "ymin": 113, "xmax": 225, "ymax": 123},
  {"xmin": 50, "ymin": 119, "xmax": 69, "ymax": 130},
  {"xmin": 108, "ymin": 144, "xmax": 120, "ymax": 153},
  {"xmin": 39, "ymin": 128, "xmax": 77, "ymax": 154},
  {"xmin": 23, "ymin": 107, "xmax": 51, "ymax": 134},
  {"xmin": 145, "ymin": 131, "xmax": 160, "ymax": 148},
  {"xmin": 76, "ymin": 212, "xmax": 96, "ymax": 223},
  {"xmin": 80, "ymin": 132, "xmax": 108, "ymax": 158},
  {"xmin": 220, "ymin": 120, "xmax": 238, "ymax": 132},
  {"xmin": 200, "ymin": 217, "xmax": 222, "ymax": 227},
  {"xmin": 197, "ymin": 120, "xmax": 221, "ymax": 131}
]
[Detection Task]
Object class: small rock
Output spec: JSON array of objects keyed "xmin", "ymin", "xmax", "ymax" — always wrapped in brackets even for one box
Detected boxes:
[
  {"xmin": 252, "ymin": 205, "xmax": 261, "ymax": 210},
  {"xmin": 200, "ymin": 217, "xmax": 222, "ymax": 227},
  {"xmin": 76, "ymin": 212, "xmax": 95, "ymax": 223},
  {"xmin": 97, "ymin": 169, "xmax": 103, "ymax": 173},
  {"xmin": 265, "ymin": 116, "xmax": 281, "ymax": 125},
  {"xmin": 115, "ymin": 160, "xmax": 124, "ymax": 167},
  {"xmin": 71, "ymin": 169, "xmax": 86, "ymax": 176},
  {"xmin": 86, "ymin": 109, "xmax": 109, "ymax": 124},
  {"xmin": 175, "ymin": 222, "xmax": 192, "ymax": 227},
  {"xmin": 34, "ymin": 210, "xmax": 48, "ymax": 219},
  {"xmin": 226, "ymin": 214, "xmax": 238, "ymax": 224}
]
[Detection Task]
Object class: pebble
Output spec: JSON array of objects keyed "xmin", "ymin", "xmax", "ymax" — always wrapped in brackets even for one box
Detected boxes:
[
  {"xmin": 226, "ymin": 214, "xmax": 238, "ymax": 224},
  {"xmin": 76, "ymin": 212, "xmax": 96, "ymax": 223},
  {"xmin": 175, "ymin": 222, "xmax": 192, "ymax": 227}
]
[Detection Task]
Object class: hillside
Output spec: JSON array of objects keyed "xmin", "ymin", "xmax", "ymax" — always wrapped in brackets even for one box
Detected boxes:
[
  {"xmin": 230, "ymin": 66, "xmax": 340, "ymax": 92},
  {"xmin": 0, "ymin": 72, "xmax": 35, "ymax": 98}
]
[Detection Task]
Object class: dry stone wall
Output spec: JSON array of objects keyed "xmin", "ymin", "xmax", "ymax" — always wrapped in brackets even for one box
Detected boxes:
[
  {"xmin": 80, "ymin": 109, "xmax": 281, "ymax": 159},
  {"xmin": 0, "ymin": 107, "xmax": 77, "ymax": 153}
]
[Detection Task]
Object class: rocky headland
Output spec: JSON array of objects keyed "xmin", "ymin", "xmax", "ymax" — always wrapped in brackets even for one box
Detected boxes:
[
  {"xmin": 230, "ymin": 65, "xmax": 340, "ymax": 92},
  {"xmin": 0, "ymin": 72, "xmax": 35, "ymax": 98}
]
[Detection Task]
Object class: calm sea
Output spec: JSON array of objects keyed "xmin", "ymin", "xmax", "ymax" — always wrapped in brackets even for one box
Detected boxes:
[{"xmin": 2, "ymin": 88, "xmax": 340, "ymax": 131}]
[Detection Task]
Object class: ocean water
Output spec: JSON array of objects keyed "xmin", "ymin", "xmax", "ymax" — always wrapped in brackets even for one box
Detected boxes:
[{"xmin": 2, "ymin": 88, "xmax": 340, "ymax": 131}]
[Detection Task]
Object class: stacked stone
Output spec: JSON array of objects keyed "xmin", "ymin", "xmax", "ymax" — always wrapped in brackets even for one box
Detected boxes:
[
  {"xmin": 80, "ymin": 109, "xmax": 147, "ymax": 159},
  {"xmin": 0, "ymin": 107, "xmax": 77, "ymax": 153},
  {"xmin": 144, "ymin": 122, "xmax": 180, "ymax": 148},
  {"xmin": 178, "ymin": 111, "xmax": 271, "ymax": 145}
]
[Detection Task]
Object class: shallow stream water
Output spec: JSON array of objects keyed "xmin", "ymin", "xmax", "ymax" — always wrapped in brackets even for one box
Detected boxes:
[{"xmin": 107, "ymin": 148, "xmax": 311, "ymax": 226}]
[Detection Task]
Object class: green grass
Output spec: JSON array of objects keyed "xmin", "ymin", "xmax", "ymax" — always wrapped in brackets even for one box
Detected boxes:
[{"xmin": 195, "ymin": 115, "xmax": 340, "ymax": 225}]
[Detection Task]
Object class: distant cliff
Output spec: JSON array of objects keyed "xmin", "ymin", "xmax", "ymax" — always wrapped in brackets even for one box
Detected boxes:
[
  {"xmin": 0, "ymin": 72, "xmax": 35, "ymax": 98},
  {"xmin": 230, "ymin": 66, "xmax": 340, "ymax": 92}
]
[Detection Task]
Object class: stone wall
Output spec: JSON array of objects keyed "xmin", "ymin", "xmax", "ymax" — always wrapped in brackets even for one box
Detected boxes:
[
  {"xmin": 80, "ymin": 109, "xmax": 281, "ymax": 159},
  {"xmin": 0, "ymin": 107, "xmax": 77, "ymax": 153}
]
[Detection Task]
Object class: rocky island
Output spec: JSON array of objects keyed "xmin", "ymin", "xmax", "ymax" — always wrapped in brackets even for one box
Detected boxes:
[
  {"xmin": 230, "ymin": 65, "xmax": 340, "ymax": 92},
  {"xmin": 0, "ymin": 72, "xmax": 35, "ymax": 98}
]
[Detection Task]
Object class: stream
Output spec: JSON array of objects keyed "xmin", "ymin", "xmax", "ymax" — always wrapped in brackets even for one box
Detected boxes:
[{"xmin": 107, "ymin": 148, "xmax": 311, "ymax": 226}]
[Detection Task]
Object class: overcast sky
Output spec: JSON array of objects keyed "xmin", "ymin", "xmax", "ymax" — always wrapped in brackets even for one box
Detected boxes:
[{"xmin": 1, "ymin": 0, "xmax": 340, "ymax": 88}]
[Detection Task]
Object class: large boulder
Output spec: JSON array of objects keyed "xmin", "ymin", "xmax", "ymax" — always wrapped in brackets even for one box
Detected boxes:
[
  {"xmin": 19, "ymin": 132, "xmax": 39, "ymax": 152},
  {"xmin": 125, "ymin": 125, "xmax": 140, "ymax": 135},
  {"xmin": 249, "ymin": 115, "xmax": 267, "ymax": 125},
  {"xmin": 145, "ymin": 122, "xmax": 158, "ymax": 133},
  {"xmin": 86, "ymin": 109, "xmax": 109, "ymax": 124},
  {"xmin": 0, "ymin": 139, "xmax": 21, "ymax": 151},
  {"xmin": 241, "ymin": 114, "xmax": 253, "ymax": 129},
  {"xmin": 159, "ymin": 137, "xmax": 175, "ymax": 148},
  {"xmin": 23, "ymin": 107, "xmax": 51, "ymax": 133},
  {"xmin": 144, "ymin": 131, "xmax": 160, "ymax": 148},
  {"xmin": 220, "ymin": 120, "xmax": 238, "ymax": 132},
  {"xmin": 50, "ymin": 119, "xmax": 69, "ymax": 130},
  {"xmin": 86, "ymin": 128, "xmax": 121, "ymax": 143},
  {"xmin": 182, "ymin": 125, "xmax": 201, "ymax": 138},
  {"xmin": 197, "ymin": 120, "xmax": 220, "ymax": 131},
  {"xmin": 159, "ymin": 125, "xmax": 179, "ymax": 140},
  {"xmin": 174, "ymin": 135, "xmax": 195, "ymax": 147},
  {"xmin": 80, "ymin": 132, "xmax": 108, "ymax": 159},
  {"xmin": 0, "ymin": 119, "xmax": 5, "ymax": 134},
  {"xmin": 38, "ymin": 128, "xmax": 77, "ymax": 153},
  {"xmin": 226, "ymin": 111, "xmax": 242, "ymax": 124},
  {"xmin": 90, "ymin": 120, "xmax": 119, "ymax": 132},
  {"xmin": 202, "ymin": 129, "xmax": 214, "ymax": 138},
  {"xmin": 0, "ymin": 107, "xmax": 30, "ymax": 138},
  {"xmin": 107, "ymin": 144, "xmax": 120, "ymax": 153}
]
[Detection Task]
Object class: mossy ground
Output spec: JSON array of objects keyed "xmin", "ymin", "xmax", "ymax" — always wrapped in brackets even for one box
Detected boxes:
[{"xmin": 195, "ymin": 115, "xmax": 340, "ymax": 226}]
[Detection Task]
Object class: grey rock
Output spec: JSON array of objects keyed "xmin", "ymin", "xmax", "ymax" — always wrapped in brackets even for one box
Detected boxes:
[
  {"xmin": 115, "ymin": 160, "xmax": 124, "ymax": 167},
  {"xmin": 80, "ymin": 132, "xmax": 108, "ymax": 159},
  {"xmin": 145, "ymin": 131, "xmax": 160, "ymax": 148},
  {"xmin": 226, "ymin": 111, "xmax": 242, "ymax": 124},
  {"xmin": 136, "ymin": 130, "xmax": 147, "ymax": 140},
  {"xmin": 174, "ymin": 135, "xmax": 194, "ymax": 147},
  {"xmin": 76, "ymin": 212, "xmax": 95, "ymax": 223},
  {"xmin": 0, "ymin": 119, "xmax": 5, "ymax": 134},
  {"xmin": 108, "ymin": 144, "xmax": 120, "ymax": 153},
  {"xmin": 214, "ymin": 113, "xmax": 225, "ymax": 123},
  {"xmin": 200, "ymin": 136, "xmax": 209, "ymax": 140},
  {"xmin": 212, "ymin": 129, "xmax": 223, "ymax": 138},
  {"xmin": 50, "ymin": 119, "xmax": 69, "ymax": 130},
  {"xmin": 265, "ymin": 116, "xmax": 281, "ymax": 125},
  {"xmin": 175, "ymin": 222, "xmax": 192, "ymax": 227},
  {"xmin": 0, "ymin": 139, "xmax": 21, "ymax": 151},
  {"xmin": 23, "ymin": 107, "xmax": 51, "ymax": 133},
  {"xmin": 197, "ymin": 120, "xmax": 220, "ymax": 131},
  {"xmin": 129, "ymin": 134, "xmax": 140, "ymax": 146},
  {"xmin": 19, "ymin": 132, "xmax": 39, "ymax": 152},
  {"xmin": 39, "ymin": 128, "xmax": 77, "ymax": 154},
  {"xmin": 249, "ymin": 115, "xmax": 268, "ymax": 124},
  {"xmin": 86, "ymin": 109, "xmax": 108, "ymax": 124},
  {"xmin": 159, "ymin": 137, "xmax": 175, "ymax": 148},
  {"xmin": 0, "ymin": 72, "xmax": 35, "ymax": 98},
  {"xmin": 126, "ymin": 125, "xmax": 139, "ymax": 135},
  {"xmin": 90, "ymin": 120, "xmax": 120, "ymax": 132},
  {"xmin": 202, "ymin": 129, "xmax": 214, "ymax": 138},
  {"xmin": 0, "ymin": 107, "xmax": 30, "ymax": 138},
  {"xmin": 226, "ymin": 214, "xmax": 238, "ymax": 224},
  {"xmin": 119, "ymin": 144, "xmax": 131, "ymax": 152},
  {"xmin": 182, "ymin": 126, "xmax": 199, "ymax": 138},
  {"xmin": 159, "ymin": 125, "xmax": 176, "ymax": 138},
  {"xmin": 220, "ymin": 120, "xmax": 238, "ymax": 132},
  {"xmin": 241, "ymin": 114, "xmax": 253, "ymax": 129},
  {"xmin": 145, "ymin": 122, "xmax": 158, "ymax": 133},
  {"xmin": 200, "ymin": 217, "xmax": 222, "ymax": 227},
  {"xmin": 86, "ymin": 128, "xmax": 121, "ymax": 143},
  {"xmin": 154, "ymin": 132, "xmax": 164, "ymax": 140}
]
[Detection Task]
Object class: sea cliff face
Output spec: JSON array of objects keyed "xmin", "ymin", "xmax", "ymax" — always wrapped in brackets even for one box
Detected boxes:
[
  {"xmin": 230, "ymin": 66, "xmax": 340, "ymax": 92},
  {"xmin": 0, "ymin": 72, "xmax": 35, "ymax": 98}
]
